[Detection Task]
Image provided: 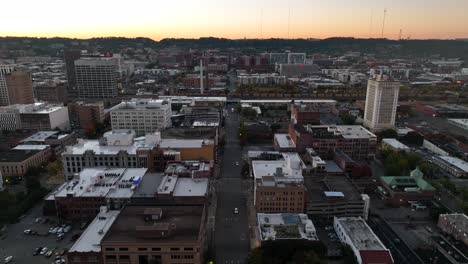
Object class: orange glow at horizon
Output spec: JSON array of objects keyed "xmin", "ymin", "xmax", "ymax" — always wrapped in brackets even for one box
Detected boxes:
[{"xmin": 1, "ymin": 0, "xmax": 467, "ymax": 40}]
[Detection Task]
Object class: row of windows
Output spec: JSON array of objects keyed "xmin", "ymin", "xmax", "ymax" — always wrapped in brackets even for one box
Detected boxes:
[{"xmin": 105, "ymin": 247, "xmax": 194, "ymax": 252}]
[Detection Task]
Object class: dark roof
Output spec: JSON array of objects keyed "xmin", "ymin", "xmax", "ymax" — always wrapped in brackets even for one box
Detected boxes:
[
  {"xmin": 102, "ymin": 205, "xmax": 204, "ymax": 243},
  {"xmin": 359, "ymin": 250, "xmax": 394, "ymax": 264},
  {"xmin": 0, "ymin": 149, "xmax": 41, "ymax": 162}
]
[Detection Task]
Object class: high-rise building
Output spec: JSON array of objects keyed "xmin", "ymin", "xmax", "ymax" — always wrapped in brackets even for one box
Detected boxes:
[
  {"xmin": 33, "ymin": 81, "xmax": 68, "ymax": 104},
  {"xmin": 75, "ymin": 58, "xmax": 118, "ymax": 99},
  {"xmin": 68, "ymin": 101, "xmax": 106, "ymax": 132},
  {"xmin": 64, "ymin": 50, "xmax": 82, "ymax": 92},
  {"xmin": 0, "ymin": 67, "xmax": 34, "ymax": 106},
  {"xmin": 363, "ymin": 75, "xmax": 400, "ymax": 132},
  {"xmin": 0, "ymin": 65, "xmax": 15, "ymax": 106}
]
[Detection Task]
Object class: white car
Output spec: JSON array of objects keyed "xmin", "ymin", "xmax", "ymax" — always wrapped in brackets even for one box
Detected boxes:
[
  {"xmin": 4, "ymin": 256, "xmax": 13, "ymax": 264},
  {"xmin": 235, "ymin": 162, "xmax": 239, "ymax": 166},
  {"xmin": 234, "ymin": 208, "xmax": 239, "ymax": 214},
  {"xmin": 40, "ymin": 247, "xmax": 48, "ymax": 255}
]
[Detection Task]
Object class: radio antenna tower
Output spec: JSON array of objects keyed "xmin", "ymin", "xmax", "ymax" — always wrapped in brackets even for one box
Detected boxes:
[
  {"xmin": 399, "ymin": 29, "xmax": 402, "ymax": 40},
  {"xmin": 381, "ymin": 8, "xmax": 387, "ymax": 38}
]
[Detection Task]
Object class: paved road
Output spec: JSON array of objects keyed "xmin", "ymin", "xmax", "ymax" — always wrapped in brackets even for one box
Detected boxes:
[{"xmin": 215, "ymin": 107, "xmax": 250, "ymax": 264}]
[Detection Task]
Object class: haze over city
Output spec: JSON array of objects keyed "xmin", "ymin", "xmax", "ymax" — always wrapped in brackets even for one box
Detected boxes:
[{"xmin": 1, "ymin": 0, "xmax": 467, "ymax": 40}]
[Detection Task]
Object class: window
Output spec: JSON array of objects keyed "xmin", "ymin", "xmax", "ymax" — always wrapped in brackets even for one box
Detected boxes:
[
  {"xmin": 119, "ymin": 255, "xmax": 130, "ymax": 260},
  {"xmin": 105, "ymin": 255, "xmax": 117, "ymax": 260},
  {"xmin": 105, "ymin": 248, "xmax": 115, "ymax": 251},
  {"xmin": 184, "ymin": 247, "xmax": 194, "ymax": 251},
  {"xmin": 119, "ymin": 248, "xmax": 128, "ymax": 251},
  {"xmin": 171, "ymin": 248, "xmax": 180, "ymax": 251},
  {"xmin": 138, "ymin": 248, "xmax": 147, "ymax": 251},
  {"xmin": 152, "ymin": 248, "xmax": 161, "ymax": 251}
]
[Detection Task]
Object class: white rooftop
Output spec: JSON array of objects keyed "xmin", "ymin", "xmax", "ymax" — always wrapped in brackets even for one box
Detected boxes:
[
  {"xmin": 438, "ymin": 156, "xmax": 468, "ymax": 172},
  {"xmin": 382, "ymin": 138, "xmax": 410, "ymax": 150},
  {"xmin": 173, "ymin": 177, "xmax": 208, "ymax": 197},
  {"xmin": 53, "ymin": 168, "xmax": 147, "ymax": 199},
  {"xmin": 252, "ymin": 153, "xmax": 304, "ymax": 183},
  {"xmin": 334, "ymin": 217, "xmax": 387, "ymax": 251},
  {"xmin": 110, "ymin": 98, "xmax": 170, "ymax": 111},
  {"xmin": 257, "ymin": 213, "xmax": 318, "ymax": 241},
  {"xmin": 241, "ymin": 99, "xmax": 336, "ymax": 104},
  {"xmin": 274, "ymin": 134, "xmax": 296, "ymax": 149},
  {"xmin": 21, "ymin": 131, "xmax": 59, "ymax": 142},
  {"xmin": 69, "ymin": 209, "xmax": 120, "ymax": 253},
  {"xmin": 13, "ymin": 145, "xmax": 50, "ymax": 151}
]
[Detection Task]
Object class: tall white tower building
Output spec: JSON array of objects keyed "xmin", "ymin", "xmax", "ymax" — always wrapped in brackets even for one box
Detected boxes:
[{"xmin": 364, "ymin": 75, "xmax": 400, "ymax": 132}]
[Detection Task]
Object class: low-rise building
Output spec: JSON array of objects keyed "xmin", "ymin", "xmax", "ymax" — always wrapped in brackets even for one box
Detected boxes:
[
  {"xmin": 238, "ymin": 73, "xmax": 287, "ymax": 85},
  {"xmin": 0, "ymin": 107, "xmax": 21, "ymax": 131},
  {"xmin": 164, "ymin": 161, "xmax": 212, "ymax": 178},
  {"xmin": 110, "ymin": 98, "xmax": 172, "ymax": 136},
  {"xmin": 438, "ymin": 213, "xmax": 468, "ymax": 246},
  {"xmin": 252, "ymin": 153, "xmax": 306, "ymax": 213},
  {"xmin": 304, "ymin": 175, "xmax": 370, "ymax": 219},
  {"xmin": 379, "ymin": 176, "xmax": 435, "ymax": 206},
  {"xmin": 47, "ymin": 168, "xmax": 148, "ymax": 220},
  {"xmin": 289, "ymin": 125, "xmax": 377, "ymax": 160},
  {"xmin": 33, "ymin": 81, "xmax": 68, "ymax": 104},
  {"xmin": 0, "ymin": 148, "xmax": 49, "ymax": 177},
  {"xmin": 290, "ymin": 103, "xmax": 321, "ymax": 125},
  {"xmin": 62, "ymin": 130, "xmax": 214, "ymax": 178},
  {"xmin": 334, "ymin": 217, "xmax": 394, "ymax": 264},
  {"xmin": 448, "ymin": 119, "xmax": 468, "ymax": 131},
  {"xmin": 273, "ymin": 134, "xmax": 296, "ymax": 152},
  {"xmin": 68, "ymin": 207, "xmax": 120, "ymax": 264},
  {"xmin": 257, "ymin": 213, "xmax": 318, "ymax": 241},
  {"xmin": 68, "ymin": 101, "xmax": 106, "ymax": 132},
  {"xmin": 20, "ymin": 131, "xmax": 76, "ymax": 155},
  {"xmin": 100, "ymin": 205, "xmax": 206, "ymax": 264},
  {"xmin": 0, "ymin": 102, "xmax": 70, "ymax": 130},
  {"xmin": 156, "ymin": 175, "xmax": 208, "ymax": 204},
  {"xmin": 381, "ymin": 138, "xmax": 410, "ymax": 152},
  {"xmin": 432, "ymin": 156, "xmax": 468, "ymax": 178}
]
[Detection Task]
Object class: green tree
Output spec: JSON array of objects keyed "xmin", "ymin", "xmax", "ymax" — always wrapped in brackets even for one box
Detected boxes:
[{"xmin": 340, "ymin": 114, "xmax": 357, "ymax": 125}]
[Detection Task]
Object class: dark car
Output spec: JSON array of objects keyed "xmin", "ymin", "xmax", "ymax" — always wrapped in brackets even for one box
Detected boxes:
[{"xmin": 33, "ymin": 247, "xmax": 42, "ymax": 256}]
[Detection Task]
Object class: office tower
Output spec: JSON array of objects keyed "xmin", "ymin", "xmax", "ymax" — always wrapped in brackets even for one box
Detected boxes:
[
  {"xmin": 75, "ymin": 57, "xmax": 118, "ymax": 99},
  {"xmin": 64, "ymin": 50, "xmax": 82, "ymax": 92},
  {"xmin": 0, "ymin": 65, "xmax": 15, "ymax": 106},
  {"xmin": 364, "ymin": 75, "xmax": 400, "ymax": 132},
  {"xmin": 33, "ymin": 81, "xmax": 68, "ymax": 104},
  {"xmin": 0, "ymin": 67, "xmax": 34, "ymax": 106}
]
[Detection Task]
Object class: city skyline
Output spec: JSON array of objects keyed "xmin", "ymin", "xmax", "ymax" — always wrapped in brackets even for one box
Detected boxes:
[{"xmin": 1, "ymin": 0, "xmax": 467, "ymax": 40}]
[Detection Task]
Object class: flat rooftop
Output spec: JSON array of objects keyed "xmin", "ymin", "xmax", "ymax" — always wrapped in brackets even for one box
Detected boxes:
[
  {"xmin": 110, "ymin": 98, "xmax": 170, "ymax": 111},
  {"xmin": 69, "ymin": 209, "xmax": 120, "ymax": 253},
  {"xmin": 258, "ymin": 213, "xmax": 318, "ymax": 241},
  {"xmin": 382, "ymin": 138, "xmax": 410, "ymax": 150},
  {"xmin": 335, "ymin": 217, "xmax": 387, "ymax": 251},
  {"xmin": 436, "ymin": 156, "xmax": 468, "ymax": 172},
  {"xmin": 102, "ymin": 205, "xmax": 204, "ymax": 243},
  {"xmin": 304, "ymin": 175, "xmax": 362, "ymax": 202},
  {"xmin": 274, "ymin": 134, "xmax": 296, "ymax": 149},
  {"xmin": 12, "ymin": 145, "xmax": 50, "ymax": 151},
  {"xmin": 20, "ymin": 131, "xmax": 60, "ymax": 142},
  {"xmin": 0, "ymin": 149, "xmax": 42, "ymax": 162},
  {"xmin": 252, "ymin": 153, "xmax": 304, "ymax": 182},
  {"xmin": 53, "ymin": 168, "xmax": 147, "ymax": 199},
  {"xmin": 300, "ymin": 125, "xmax": 376, "ymax": 139}
]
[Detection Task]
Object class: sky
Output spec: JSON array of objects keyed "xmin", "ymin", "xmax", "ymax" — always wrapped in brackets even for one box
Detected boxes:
[{"xmin": 1, "ymin": 0, "xmax": 467, "ymax": 40}]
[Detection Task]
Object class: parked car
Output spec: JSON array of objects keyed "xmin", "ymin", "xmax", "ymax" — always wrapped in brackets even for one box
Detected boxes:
[
  {"xmin": 56, "ymin": 233, "xmax": 64, "ymax": 241},
  {"xmin": 33, "ymin": 247, "xmax": 42, "ymax": 256},
  {"xmin": 34, "ymin": 217, "xmax": 42, "ymax": 223},
  {"xmin": 57, "ymin": 228, "xmax": 64, "ymax": 234},
  {"xmin": 234, "ymin": 207, "xmax": 238, "ymax": 214},
  {"xmin": 63, "ymin": 226, "xmax": 71, "ymax": 233},
  {"xmin": 24, "ymin": 229, "xmax": 32, "ymax": 235},
  {"xmin": 4, "ymin": 256, "xmax": 13, "ymax": 264},
  {"xmin": 45, "ymin": 249, "xmax": 54, "ymax": 258},
  {"xmin": 40, "ymin": 247, "xmax": 48, "ymax": 255}
]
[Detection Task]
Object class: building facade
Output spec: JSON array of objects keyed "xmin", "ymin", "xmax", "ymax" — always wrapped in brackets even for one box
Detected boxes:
[
  {"xmin": 363, "ymin": 75, "xmax": 400, "ymax": 132},
  {"xmin": 33, "ymin": 81, "xmax": 68, "ymax": 104},
  {"xmin": 0, "ymin": 65, "xmax": 15, "ymax": 106},
  {"xmin": 110, "ymin": 99, "xmax": 172, "ymax": 136},
  {"xmin": 0, "ymin": 148, "xmax": 49, "ymax": 177},
  {"xmin": 5, "ymin": 67, "xmax": 34, "ymax": 105},
  {"xmin": 75, "ymin": 58, "xmax": 119, "ymax": 99}
]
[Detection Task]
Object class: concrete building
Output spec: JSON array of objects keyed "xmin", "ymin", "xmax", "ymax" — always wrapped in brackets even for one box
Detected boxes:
[
  {"xmin": 287, "ymin": 53, "xmax": 306, "ymax": 64},
  {"xmin": 438, "ymin": 213, "xmax": 468, "ymax": 246},
  {"xmin": 0, "ymin": 103, "xmax": 70, "ymax": 131},
  {"xmin": 277, "ymin": 64, "xmax": 320, "ymax": 77},
  {"xmin": 252, "ymin": 153, "xmax": 307, "ymax": 213},
  {"xmin": 334, "ymin": 217, "xmax": 394, "ymax": 264},
  {"xmin": 100, "ymin": 205, "xmax": 206, "ymax": 264},
  {"xmin": 0, "ymin": 107, "xmax": 21, "ymax": 131},
  {"xmin": 273, "ymin": 134, "xmax": 296, "ymax": 152},
  {"xmin": 0, "ymin": 64, "xmax": 15, "ymax": 106},
  {"xmin": 4, "ymin": 67, "xmax": 34, "ymax": 105},
  {"xmin": 381, "ymin": 138, "xmax": 410, "ymax": 152},
  {"xmin": 448, "ymin": 119, "xmax": 468, "ymax": 131},
  {"xmin": 68, "ymin": 101, "xmax": 106, "ymax": 132},
  {"xmin": 379, "ymin": 176, "xmax": 435, "ymax": 207},
  {"xmin": 62, "ymin": 130, "xmax": 214, "ymax": 177},
  {"xmin": 432, "ymin": 156, "xmax": 468, "ymax": 178},
  {"xmin": 110, "ymin": 98, "xmax": 172, "ymax": 136},
  {"xmin": 289, "ymin": 125, "xmax": 377, "ymax": 160},
  {"xmin": 75, "ymin": 57, "xmax": 119, "ymax": 99},
  {"xmin": 33, "ymin": 81, "xmax": 68, "ymax": 104},
  {"xmin": 64, "ymin": 50, "xmax": 82, "ymax": 92},
  {"xmin": 364, "ymin": 75, "xmax": 400, "ymax": 132},
  {"xmin": 20, "ymin": 131, "xmax": 76, "ymax": 155},
  {"xmin": 155, "ymin": 175, "xmax": 208, "ymax": 204},
  {"xmin": 257, "ymin": 213, "xmax": 318, "ymax": 241},
  {"xmin": 47, "ymin": 168, "xmax": 148, "ymax": 220},
  {"xmin": 68, "ymin": 207, "xmax": 120, "ymax": 264},
  {"xmin": 0, "ymin": 148, "xmax": 49, "ymax": 178},
  {"xmin": 305, "ymin": 175, "xmax": 370, "ymax": 219},
  {"xmin": 238, "ymin": 73, "xmax": 287, "ymax": 85}
]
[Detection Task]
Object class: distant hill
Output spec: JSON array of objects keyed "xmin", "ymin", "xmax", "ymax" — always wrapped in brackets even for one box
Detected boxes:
[{"xmin": 1, "ymin": 36, "xmax": 468, "ymax": 62}]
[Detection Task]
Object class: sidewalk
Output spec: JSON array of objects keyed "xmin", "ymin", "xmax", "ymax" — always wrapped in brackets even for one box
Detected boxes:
[{"xmin": 244, "ymin": 179, "xmax": 260, "ymax": 249}]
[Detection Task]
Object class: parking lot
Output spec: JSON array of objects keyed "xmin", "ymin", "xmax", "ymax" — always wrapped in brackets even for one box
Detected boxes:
[{"xmin": 0, "ymin": 203, "xmax": 76, "ymax": 264}]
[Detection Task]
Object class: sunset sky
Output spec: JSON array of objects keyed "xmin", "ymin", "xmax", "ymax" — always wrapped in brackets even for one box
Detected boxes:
[{"xmin": 1, "ymin": 0, "xmax": 467, "ymax": 40}]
